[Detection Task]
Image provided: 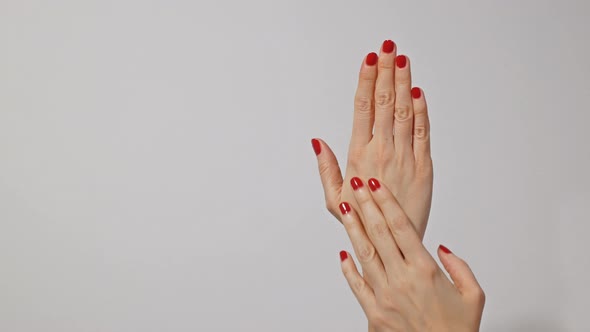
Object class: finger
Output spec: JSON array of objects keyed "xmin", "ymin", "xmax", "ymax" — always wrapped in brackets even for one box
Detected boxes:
[
  {"xmin": 366, "ymin": 177, "xmax": 425, "ymax": 261},
  {"xmin": 410, "ymin": 87, "xmax": 432, "ymax": 165},
  {"xmin": 437, "ymin": 245, "xmax": 486, "ymax": 305},
  {"xmin": 339, "ymin": 250, "xmax": 378, "ymax": 315},
  {"xmin": 373, "ymin": 40, "xmax": 397, "ymax": 141},
  {"xmin": 311, "ymin": 138, "xmax": 344, "ymax": 220},
  {"xmin": 393, "ymin": 55, "xmax": 414, "ymax": 157},
  {"xmin": 350, "ymin": 53, "xmax": 378, "ymax": 147},
  {"xmin": 349, "ymin": 177, "xmax": 404, "ymax": 273},
  {"xmin": 339, "ymin": 202, "xmax": 388, "ymax": 288}
]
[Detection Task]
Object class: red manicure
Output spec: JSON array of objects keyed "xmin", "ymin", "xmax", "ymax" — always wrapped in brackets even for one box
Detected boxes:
[
  {"xmin": 368, "ymin": 178, "xmax": 381, "ymax": 191},
  {"xmin": 396, "ymin": 55, "xmax": 407, "ymax": 68},
  {"xmin": 365, "ymin": 52, "xmax": 378, "ymax": 66},
  {"xmin": 382, "ymin": 40, "xmax": 395, "ymax": 54},
  {"xmin": 339, "ymin": 202, "xmax": 351, "ymax": 215},
  {"xmin": 439, "ymin": 244, "xmax": 452, "ymax": 254},
  {"xmin": 340, "ymin": 250, "xmax": 348, "ymax": 261},
  {"xmin": 350, "ymin": 177, "xmax": 363, "ymax": 190},
  {"xmin": 411, "ymin": 87, "xmax": 422, "ymax": 99},
  {"xmin": 311, "ymin": 138, "xmax": 321, "ymax": 155}
]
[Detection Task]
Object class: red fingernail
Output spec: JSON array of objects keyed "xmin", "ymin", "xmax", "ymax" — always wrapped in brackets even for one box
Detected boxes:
[
  {"xmin": 339, "ymin": 202, "xmax": 351, "ymax": 214},
  {"xmin": 439, "ymin": 244, "xmax": 452, "ymax": 254},
  {"xmin": 365, "ymin": 52, "xmax": 378, "ymax": 66},
  {"xmin": 382, "ymin": 40, "xmax": 395, "ymax": 54},
  {"xmin": 311, "ymin": 138, "xmax": 321, "ymax": 155},
  {"xmin": 396, "ymin": 55, "xmax": 407, "ymax": 68},
  {"xmin": 350, "ymin": 177, "xmax": 363, "ymax": 190},
  {"xmin": 411, "ymin": 87, "xmax": 422, "ymax": 99},
  {"xmin": 340, "ymin": 250, "xmax": 348, "ymax": 261},
  {"xmin": 368, "ymin": 178, "xmax": 381, "ymax": 191}
]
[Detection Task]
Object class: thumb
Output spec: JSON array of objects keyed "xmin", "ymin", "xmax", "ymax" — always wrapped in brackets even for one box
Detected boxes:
[
  {"xmin": 311, "ymin": 138, "xmax": 344, "ymax": 219},
  {"xmin": 437, "ymin": 244, "xmax": 485, "ymax": 303}
]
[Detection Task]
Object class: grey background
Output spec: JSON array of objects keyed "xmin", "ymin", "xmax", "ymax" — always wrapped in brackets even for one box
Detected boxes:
[{"xmin": 1, "ymin": 0, "xmax": 589, "ymax": 331}]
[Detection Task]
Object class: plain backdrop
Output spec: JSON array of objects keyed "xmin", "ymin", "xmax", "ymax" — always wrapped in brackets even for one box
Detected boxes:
[{"xmin": 1, "ymin": 0, "xmax": 589, "ymax": 331}]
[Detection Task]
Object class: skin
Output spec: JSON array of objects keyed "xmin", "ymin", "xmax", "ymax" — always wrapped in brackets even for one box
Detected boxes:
[
  {"xmin": 312, "ymin": 40, "xmax": 432, "ymax": 240},
  {"xmin": 339, "ymin": 177, "xmax": 485, "ymax": 332}
]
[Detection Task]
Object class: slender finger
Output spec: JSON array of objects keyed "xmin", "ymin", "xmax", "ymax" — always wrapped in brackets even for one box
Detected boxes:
[
  {"xmin": 350, "ymin": 53, "xmax": 378, "ymax": 147},
  {"xmin": 339, "ymin": 251, "xmax": 378, "ymax": 316},
  {"xmin": 311, "ymin": 138, "xmax": 344, "ymax": 220},
  {"xmin": 349, "ymin": 177, "xmax": 404, "ymax": 273},
  {"xmin": 339, "ymin": 202, "xmax": 388, "ymax": 288},
  {"xmin": 393, "ymin": 55, "xmax": 414, "ymax": 157},
  {"xmin": 437, "ymin": 245, "xmax": 485, "ymax": 305},
  {"xmin": 366, "ymin": 177, "xmax": 425, "ymax": 261},
  {"xmin": 411, "ymin": 87, "xmax": 432, "ymax": 165},
  {"xmin": 373, "ymin": 40, "xmax": 397, "ymax": 141}
]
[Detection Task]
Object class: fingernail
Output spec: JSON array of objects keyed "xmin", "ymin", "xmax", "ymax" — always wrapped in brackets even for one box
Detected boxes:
[
  {"xmin": 411, "ymin": 87, "xmax": 422, "ymax": 99},
  {"xmin": 382, "ymin": 40, "xmax": 395, "ymax": 54},
  {"xmin": 311, "ymin": 138, "xmax": 321, "ymax": 155},
  {"xmin": 350, "ymin": 177, "xmax": 363, "ymax": 190},
  {"xmin": 439, "ymin": 244, "xmax": 452, "ymax": 254},
  {"xmin": 396, "ymin": 55, "xmax": 407, "ymax": 68},
  {"xmin": 340, "ymin": 250, "xmax": 348, "ymax": 261},
  {"xmin": 365, "ymin": 52, "xmax": 378, "ymax": 66},
  {"xmin": 368, "ymin": 178, "xmax": 381, "ymax": 191},
  {"xmin": 339, "ymin": 202, "xmax": 351, "ymax": 215}
]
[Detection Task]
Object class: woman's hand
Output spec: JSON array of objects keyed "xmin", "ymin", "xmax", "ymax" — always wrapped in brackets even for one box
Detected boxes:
[
  {"xmin": 312, "ymin": 39, "xmax": 433, "ymax": 239},
  {"xmin": 338, "ymin": 177, "xmax": 485, "ymax": 332}
]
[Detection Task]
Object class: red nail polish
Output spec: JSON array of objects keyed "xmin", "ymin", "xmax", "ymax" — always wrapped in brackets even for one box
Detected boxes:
[
  {"xmin": 340, "ymin": 250, "xmax": 348, "ymax": 261},
  {"xmin": 396, "ymin": 55, "xmax": 407, "ymax": 68},
  {"xmin": 350, "ymin": 177, "xmax": 363, "ymax": 190},
  {"xmin": 339, "ymin": 202, "xmax": 351, "ymax": 214},
  {"xmin": 411, "ymin": 87, "xmax": 422, "ymax": 99},
  {"xmin": 365, "ymin": 52, "xmax": 378, "ymax": 66},
  {"xmin": 439, "ymin": 244, "xmax": 452, "ymax": 254},
  {"xmin": 382, "ymin": 40, "xmax": 395, "ymax": 54},
  {"xmin": 311, "ymin": 138, "xmax": 321, "ymax": 155},
  {"xmin": 368, "ymin": 178, "xmax": 381, "ymax": 191}
]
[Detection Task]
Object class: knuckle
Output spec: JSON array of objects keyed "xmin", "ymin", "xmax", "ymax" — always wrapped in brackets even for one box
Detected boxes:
[
  {"xmin": 354, "ymin": 96, "xmax": 373, "ymax": 115},
  {"xmin": 378, "ymin": 58, "xmax": 394, "ymax": 70},
  {"xmin": 415, "ymin": 159, "xmax": 433, "ymax": 178},
  {"xmin": 357, "ymin": 245, "xmax": 377, "ymax": 263},
  {"xmin": 468, "ymin": 287, "xmax": 486, "ymax": 307},
  {"xmin": 413, "ymin": 125, "xmax": 429, "ymax": 140},
  {"xmin": 394, "ymin": 105, "xmax": 412, "ymax": 122},
  {"xmin": 318, "ymin": 160, "xmax": 331, "ymax": 178},
  {"xmin": 376, "ymin": 293, "xmax": 397, "ymax": 310},
  {"xmin": 375, "ymin": 90, "xmax": 394, "ymax": 108},
  {"xmin": 347, "ymin": 147, "xmax": 364, "ymax": 168},
  {"xmin": 389, "ymin": 215, "xmax": 411, "ymax": 236},
  {"xmin": 369, "ymin": 222, "xmax": 390, "ymax": 239},
  {"xmin": 416, "ymin": 257, "xmax": 438, "ymax": 277},
  {"xmin": 352, "ymin": 278, "xmax": 369, "ymax": 296}
]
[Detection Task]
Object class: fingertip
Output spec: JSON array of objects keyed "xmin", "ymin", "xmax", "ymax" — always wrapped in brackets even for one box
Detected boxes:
[
  {"xmin": 339, "ymin": 250, "xmax": 349, "ymax": 262},
  {"xmin": 311, "ymin": 138, "xmax": 321, "ymax": 155},
  {"xmin": 411, "ymin": 87, "xmax": 422, "ymax": 99},
  {"xmin": 439, "ymin": 244, "xmax": 452, "ymax": 254}
]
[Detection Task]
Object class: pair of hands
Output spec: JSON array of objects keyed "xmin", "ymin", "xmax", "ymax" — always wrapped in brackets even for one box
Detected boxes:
[{"xmin": 312, "ymin": 40, "xmax": 485, "ymax": 331}]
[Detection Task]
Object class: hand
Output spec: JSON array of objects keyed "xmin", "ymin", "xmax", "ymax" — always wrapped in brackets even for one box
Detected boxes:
[
  {"xmin": 337, "ymin": 177, "xmax": 485, "ymax": 332},
  {"xmin": 312, "ymin": 39, "xmax": 433, "ymax": 239}
]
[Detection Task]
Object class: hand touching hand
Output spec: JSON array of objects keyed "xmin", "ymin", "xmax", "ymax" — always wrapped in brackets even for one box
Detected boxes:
[
  {"xmin": 312, "ymin": 39, "xmax": 432, "ymax": 239},
  {"xmin": 337, "ymin": 177, "xmax": 485, "ymax": 332}
]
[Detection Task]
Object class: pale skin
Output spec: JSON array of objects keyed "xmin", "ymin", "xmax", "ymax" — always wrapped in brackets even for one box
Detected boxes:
[
  {"xmin": 312, "ymin": 39, "xmax": 432, "ymax": 240},
  {"xmin": 338, "ymin": 176, "xmax": 485, "ymax": 332},
  {"xmin": 311, "ymin": 40, "xmax": 484, "ymax": 330}
]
